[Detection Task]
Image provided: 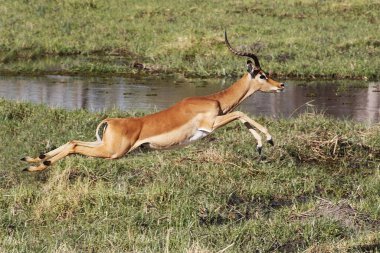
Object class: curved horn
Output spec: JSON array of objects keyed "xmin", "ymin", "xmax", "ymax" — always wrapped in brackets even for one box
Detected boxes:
[{"xmin": 224, "ymin": 30, "xmax": 261, "ymax": 69}]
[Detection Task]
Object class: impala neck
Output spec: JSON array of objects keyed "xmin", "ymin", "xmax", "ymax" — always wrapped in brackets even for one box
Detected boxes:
[{"xmin": 208, "ymin": 73, "xmax": 258, "ymax": 114}]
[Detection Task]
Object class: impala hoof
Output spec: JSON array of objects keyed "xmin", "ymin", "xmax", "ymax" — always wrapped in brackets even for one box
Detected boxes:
[
  {"xmin": 20, "ymin": 157, "xmax": 27, "ymax": 162},
  {"xmin": 258, "ymin": 155, "xmax": 267, "ymax": 162},
  {"xmin": 22, "ymin": 167, "xmax": 29, "ymax": 172},
  {"xmin": 256, "ymin": 146, "xmax": 262, "ymax": 155},
  {"xmin": 267, "ymin": 138, "xmax": 274, "ymax": 146},
  {"xmin": 43, "ymin": 160, "xmax": 51, "ymax": 166}
]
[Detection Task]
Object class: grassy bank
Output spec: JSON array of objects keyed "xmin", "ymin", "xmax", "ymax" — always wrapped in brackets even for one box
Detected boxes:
[
  {"xmin": 0, "ymin": 99, "xmax": 379, "ymax": 252},
  {"xmin": 1, "ymin": 0, "xmax": 380, "ymax": 79}
]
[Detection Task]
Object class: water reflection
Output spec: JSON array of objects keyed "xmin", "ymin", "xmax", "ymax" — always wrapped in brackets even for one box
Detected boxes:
[{"xmin": 0, "ymin": 75, "xmax": 379, "ymax": 123}]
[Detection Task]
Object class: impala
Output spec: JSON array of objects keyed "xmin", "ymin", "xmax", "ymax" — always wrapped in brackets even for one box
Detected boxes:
[{"xmin": 22, "ymin": 31, "xmax": 285, "ymax": 172}]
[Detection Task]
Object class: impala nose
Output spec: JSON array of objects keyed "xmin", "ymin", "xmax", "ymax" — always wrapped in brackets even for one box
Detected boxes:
[{"xmin": 280, "ymin": 83, "xmax": 285, "ymax": 88}]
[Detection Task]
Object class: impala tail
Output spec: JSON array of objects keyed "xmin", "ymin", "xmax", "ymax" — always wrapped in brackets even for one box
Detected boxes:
[{"xmin": 96, "ymin": 120, "xmax": 108, "ymax": 142}]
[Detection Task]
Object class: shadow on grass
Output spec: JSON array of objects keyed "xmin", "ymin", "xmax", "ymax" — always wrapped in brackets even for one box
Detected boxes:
[{"xmin": 198, "ymin": 193, "xmax": 309, "ymax": 226}]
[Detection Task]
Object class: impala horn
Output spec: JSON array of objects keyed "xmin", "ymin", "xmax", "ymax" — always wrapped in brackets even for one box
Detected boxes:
[{"xmin": 224, "ymin": 30, "xmax": 261, "ymax": 70}]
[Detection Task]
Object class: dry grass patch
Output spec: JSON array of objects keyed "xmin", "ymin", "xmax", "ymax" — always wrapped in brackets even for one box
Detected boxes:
[
  {"xmin": 31, "ymin": 166, "xmax": 98, "ymax": 221},
  {"xmin": 281, "ymin": 115, "xmax": 380, "ymax": 168},
  {"xmin": 196, "ymin": 147, "xmax": 233, "ymax": 164}
]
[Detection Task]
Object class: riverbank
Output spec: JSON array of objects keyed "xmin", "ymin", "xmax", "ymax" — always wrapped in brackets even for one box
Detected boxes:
[
  {"xmin": 1, "ymin": 0, "xmax": 379, "ymax": 79},
  {"xmin": 1, "ymin": 99, "xmax": 379, "ymax": 251}
]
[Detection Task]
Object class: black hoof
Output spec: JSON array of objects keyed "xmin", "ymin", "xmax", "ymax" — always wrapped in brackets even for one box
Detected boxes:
[
  {"xmin": 20, "ymin": 157, "xmax": 27, "ymax": 162},
  {"xmin": 39, "ymin": 154, "xmax": 46, "ymax": 159},
  {"xmin": 258, "ymin": 155, "xmax": 267, "ymax": 162},
  {"xmin": 256, "ymin": 146, "xmax": 262, "ymax": 155},
  {"xmin": 22, "ymin": 168, "xmax": 29, "ymax": 172},
  {"xmin": 267, "ymin": 139, "xmax": 274, "ymax": 146},
  {"xmin": 43, "ymin": 160, "xmax": 51, "ymax": 166}
]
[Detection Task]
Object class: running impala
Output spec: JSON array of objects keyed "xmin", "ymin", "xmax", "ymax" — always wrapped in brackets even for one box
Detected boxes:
[{"xmin": 22, "ymin": 31, "xmax": 285, "ymax": 171}]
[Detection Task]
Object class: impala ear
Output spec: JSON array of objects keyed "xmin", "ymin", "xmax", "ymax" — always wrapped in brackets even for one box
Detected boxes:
[{"xmin": 246, "ymin": 60, "xmax": 253, "ymax": 74}]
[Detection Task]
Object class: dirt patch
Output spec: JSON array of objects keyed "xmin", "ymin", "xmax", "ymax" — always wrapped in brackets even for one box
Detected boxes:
[
  {"xmin": 268, "ymin": 239, "xmax": 305, "ymax": 253},
  {"xmin": 349, "ymin": 243, "xmax": 380, "ymax": 252},
  {"xmin": 276, "ymin": 52, "xmax": 296, "ymax": 63},
  {"xmin": 291, "ymin": 198, "xmax": 380, "ymax": 231}
]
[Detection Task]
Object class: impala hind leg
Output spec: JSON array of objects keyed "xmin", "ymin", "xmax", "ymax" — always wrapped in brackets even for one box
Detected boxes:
[
  {"xmin": 21, "ymin": 142, "xmax": 72, "ymax": 163},
  {"xmin": 23, "ymin": 141, "xmax": 119, "ymax": 172},
  {"xmin": 21, "ymin": 140, "xmax": 102, "ymax": 164}
]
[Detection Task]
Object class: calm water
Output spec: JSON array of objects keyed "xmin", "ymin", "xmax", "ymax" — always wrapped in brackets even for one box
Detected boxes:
[{"xmin": 0, "ymin": 75, "xmax": 379, "ymax": 123}]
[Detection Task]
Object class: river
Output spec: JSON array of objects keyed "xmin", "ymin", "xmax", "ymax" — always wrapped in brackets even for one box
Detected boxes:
[{"xmin": 0, "ymin": 75, "xmax": 379, "ymax": 123}]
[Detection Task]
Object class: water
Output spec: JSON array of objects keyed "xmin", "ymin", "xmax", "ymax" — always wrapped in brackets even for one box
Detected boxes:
[{"xmin": 0, "ymin": 75, "xmax": 379, "ymax": 123}]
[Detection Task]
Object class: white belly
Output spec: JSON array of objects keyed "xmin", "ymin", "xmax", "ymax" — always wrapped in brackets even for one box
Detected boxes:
[
  {"xmin": 184, "ymin": 129, "xmax": 210, "ymax": 144},
  {"xmin": 140, "ymin": 128, "xmax": 211, "ymax": 150}
]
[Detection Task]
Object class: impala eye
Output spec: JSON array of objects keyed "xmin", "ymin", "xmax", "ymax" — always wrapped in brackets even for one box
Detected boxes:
[{"xmin": 259, "ymin": 75, "xmax": 266, "ymax": 79}]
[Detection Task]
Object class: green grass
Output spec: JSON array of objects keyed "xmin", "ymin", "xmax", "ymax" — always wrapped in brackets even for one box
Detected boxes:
[
  {"xmin": 1, "ymin": 0, "xmax": 380, "ymax": 79},
  {"xmin": 1, "ymin": 99, "xmax": 379, "ymax": 252}
]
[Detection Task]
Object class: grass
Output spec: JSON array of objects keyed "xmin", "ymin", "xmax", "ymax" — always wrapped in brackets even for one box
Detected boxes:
[
  {"xmin": 0, "ymin": 98, "xmax": 379, "ymax": 252},
  {"xmin": 0, "ymin": 0, "xmax": 380, "ymax": 79}
]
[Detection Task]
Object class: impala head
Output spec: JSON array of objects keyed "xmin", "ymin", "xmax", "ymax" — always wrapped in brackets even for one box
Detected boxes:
[{"xmin": 224, "ymin": 31, "xmax": 285, "ymax": 93}]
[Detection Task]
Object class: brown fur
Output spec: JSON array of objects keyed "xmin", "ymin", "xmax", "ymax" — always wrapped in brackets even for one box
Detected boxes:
[{"xmin": 22, "ymin": 71, "xmax": 284, "ymax": 172}]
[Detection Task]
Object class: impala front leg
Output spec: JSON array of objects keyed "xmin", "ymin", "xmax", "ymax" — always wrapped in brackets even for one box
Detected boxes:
[
  {"xmin": 243, "ymin": 122, "xmax": 263, "ymax": 155},
  {"xmin": 212, "ymin": 111, "xmax": 274, "ymax": 155},
  {"xmin": 241, "ymin": 116, "xmax": 274, "ymax": 146}
]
